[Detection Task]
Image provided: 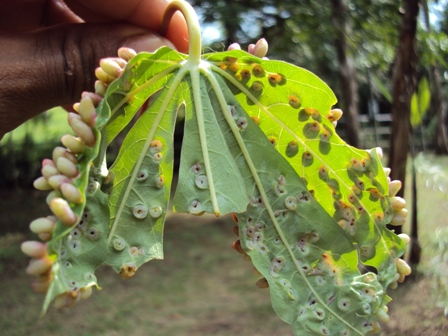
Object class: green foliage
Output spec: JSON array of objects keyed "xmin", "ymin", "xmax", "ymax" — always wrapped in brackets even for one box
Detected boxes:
[
  {"xmin": 28, "ymin": 2, "xmax": 407, "ymax": 334},
  {"xmin": 411, "ymin": 77, "xmax": 431, "ymax": 128}
]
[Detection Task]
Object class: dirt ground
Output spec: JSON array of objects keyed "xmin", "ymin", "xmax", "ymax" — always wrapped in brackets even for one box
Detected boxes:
[{"xmin": 1, "ymin": 191, "xmax": 448, "ymax": 335}]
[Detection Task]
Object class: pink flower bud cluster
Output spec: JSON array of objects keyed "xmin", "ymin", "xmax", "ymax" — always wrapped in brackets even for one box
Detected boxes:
[{"xmin": 24, "ymin": 47, "xmax": 137, "ymax": 307}]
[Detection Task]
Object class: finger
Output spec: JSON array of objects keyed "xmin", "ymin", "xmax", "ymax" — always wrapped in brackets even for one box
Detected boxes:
[
  {"xmin": 0, "ymin": 23, "xmax": 175, "ymax": 138},
  {"xmin": 64, "ymin": 0, "xmax": 189, "ymax": 52},
  {"xmin": 0, "ymin": 0, "xmax": 82, "ymax": 33}
]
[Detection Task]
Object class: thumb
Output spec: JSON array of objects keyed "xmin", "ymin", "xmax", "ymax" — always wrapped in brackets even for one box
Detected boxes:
[{"xmin": 0, "ymin": 23, "xmax": 175, "ymax": 138}]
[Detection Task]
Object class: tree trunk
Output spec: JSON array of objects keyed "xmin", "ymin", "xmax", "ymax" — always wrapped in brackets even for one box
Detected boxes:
[
  {"xmin": 388, "ymin": 0, "xmax": 420, "ymax": 235},
  {"xmin": 330, "ymin": 0, "xmax": 360, "ymax": 148}
]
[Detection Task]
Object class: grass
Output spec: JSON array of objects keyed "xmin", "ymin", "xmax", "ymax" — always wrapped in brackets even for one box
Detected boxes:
[{"xmin": 0, "ymin": 153, "xmax": 447, "ymax": 335}]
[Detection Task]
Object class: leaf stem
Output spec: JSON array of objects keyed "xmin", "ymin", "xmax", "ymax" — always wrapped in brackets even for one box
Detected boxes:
[{"xmin": 160, "ymin": 0, "xmax": 201, "ymax": 64}]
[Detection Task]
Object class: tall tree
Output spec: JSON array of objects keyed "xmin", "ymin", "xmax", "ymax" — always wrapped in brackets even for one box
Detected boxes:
[
  {"xmin": 331, "ymin": 0, "xmax": 360, "ymax": 147},
  {"xmin": 388, "ymin": 0, "xmax": 420, "ymax": 234}
]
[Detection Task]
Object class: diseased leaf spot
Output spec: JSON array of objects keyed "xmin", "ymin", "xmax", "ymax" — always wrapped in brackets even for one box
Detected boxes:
[
  {"xmin": 318, "ymin": 166, "xmax": 329, "ymax": 181},
  {"xmin": 191, "ymin": 163, "xmax": 202, "ymax": 174},
  {"xmin": 152, "ymin": 152, "xmax": 163, "ymax": 163},
  {"xmin": 303, "ymin": 108, "xmax": 320, "ymax": 118},
  {"xmin": 236, "ymin": 117, "xmax": 248, "ymax": 130},
  {"xmin": 285, "ymin": 196, "xmax": 297, "ymax": 210},
  {"xmin": 252, "ymin": 64, "xmax": 264, "ymax": 77},
  {"xmin": 227, "ymin": 105, "xmax": 236, "ymax": 117},
  {"xmin": 274, "ymin": 182, "xmax": 286, "ymax": 196},
  {"xmin": 112, "ymin": 238, "xmax": 126, "ymax": 251},
  {"xmin": 155, "ymin": 175, "xmax": 165, "ymax": 188},
  {"xmin": 268, "ymin": 136, "xmax": 277, "ymax": 146},
  {"xmin": 71, "ymin": 228, "xmax": 81, "ymax": 240},
  {"xmin": 268, "ymin": 73, "xmax": 282, "ymax": 85},
  {"xmin": 302, "ymin": 151, "xmax": 313, "ymax": 166},
  {"xmin": 87, "ymin": 228, "xmax": 100, "ymax": 240},
  {"xmin": 133, "ymin": 205, "xmax": 148, "ymax": 219},
  {"xmin": 150, "ymin": 140, "xmax": 163, "ymax": 152},
  {"xmin": 149, "ymin": 205, "xmax": 163, "ymax": 218},
  {"xmin": 355, "ymin": 179, "xmax": 365, "ymax": 190},
  {"xmin": 251, "ymin": 81, "xmax": 263, "ymax": 92},
  {"xmin": 69, "ymin": 239, "xmax": 81, "ymax": 252},
  {"xmin": 250, "ymin": 115, "xmax": 260, "ymax": 125},
  {"xmin": 188, "ymin": 200, "xmax": 202, "ymax": 215},
  {"xmin": 307, "ymin": 298, "xmax": 317, "ymax": 308},
  {"xmin": 313, "ymin": 308, "xmax": 325, "ymax": 320},
  {"xmin": 286, "ymin": 141, "xmax": 298, "ymax": 157},
  {"xmin": 240, "ymin": 69, "xmax": 251, "ymax": 79},
  {"xmin": 137, "ymin": 170, "xmax": 148, "ymax": 181},
  {"xmin": 270, "ymin": 257, "xmax": 285, "ymax": 276},
  {"xmin": 288, "ymin": 95, "xmax": 301, "ymax": 108},
  {"xmin": 229, "ymin": 63, "xmax": 239, "ymax": 72},
  {"xmin": 227, "ymin": 56, "xmax": 238, "ymax": 63},
  {"xmin": 338, "ymin": 298, "xmax": 351, "ymax": 311},
  {"xmin": 195, "ymin": 175, "xmax": 208, "ymax": 189}
]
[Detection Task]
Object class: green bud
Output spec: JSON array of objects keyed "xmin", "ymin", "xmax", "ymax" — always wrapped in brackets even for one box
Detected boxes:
[
  {"xmin": 46, "ymin": 190, "xmax": 62, "ymax": 205},
  {"xmin": 42, "ymin": 164, "xmax": 59, "ymax": 179}
]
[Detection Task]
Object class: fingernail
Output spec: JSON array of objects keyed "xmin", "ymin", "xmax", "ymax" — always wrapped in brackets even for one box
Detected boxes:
[{"xmin": 123, "ymin": 34, "xmax": 176, "ymax": 53}]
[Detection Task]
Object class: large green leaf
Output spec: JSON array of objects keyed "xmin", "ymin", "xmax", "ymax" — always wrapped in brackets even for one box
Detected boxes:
[{"xmin": 34, "ymin": 4, "xmax": 405, "ymax": 333}]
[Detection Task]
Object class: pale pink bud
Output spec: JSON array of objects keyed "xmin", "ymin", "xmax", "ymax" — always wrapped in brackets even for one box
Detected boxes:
[
  {"xmin": 52, "ymin": 146, "xmax": 66, "ymax": 164},
  {"xmin": 227, "ymin": 43, "xmax": 241, "ymax": 51},
  {"xmin": 42, "ymin": 159, "xmax": 56, "ymax": 168},
  {"xmin": 94, "ymin": 80, "xmax": 107, "ymax": 97},
  {"xmin": 398, "ymin": 233, "xmax": 410, "ymax": 245},
  {"xmin": 21, "ymin": 241, "xmax": 47, "ymax": 258},
  {"xmin": 42, "ymin": 164, "xmax": 59, "ymax": 179},
  {"xmin": 49, "ymin": 198, "xmax": 77, "ymax": 226},
  {"xmin": 100, "ymin": 58, "xmax": 122, "ymax": 78},
  {"xmin": 248, "ymin": 44, "xmax": 255, "ymax": 54},
  {"xmin": 46, "ymin": 190, "xmax": 62, "ymax": 205},
  {"xmin": 48, "ymin": 174, "xmax": 72, "ymax": 190},
  {"xmin": 388, "ymin": 180, "xmax": 402, "ymax": 197},
  {"xmin": 68, "ymin": 113, "xmax": 96, "ymax": 147},
  {"xmin": 383, "ymin": 167, "xmax": 391, "ymax": 177},
  {"xmin": 61, "ymin": 135, "xmax": 85, "ymax": 154},
  {"xmin": 81, "ymin": 92, "xmax": 102, "ymax": 106},
  {"xmin": 78, "ymin": 96, "xmax": 97, "ymax": 127},
  {"xmin": 57, "ymin": 157, "xmax": 78, "ymax": 178},
  {"xmin": 95, "ymin": 67, "xmax": 115, "ymax": 84},
  {"xmin": 38, "ymin": 233, "xmax": 52, "ymax": 242},
  {"xmin": 389, "ymin": 208, "xmax": 408, "ymax": 226},
  {"xmin": 33, "ymin": 176, "xmax": 52, "ymax": 191},
  {"xmin": 61, "ymin": 183, "xmax": 82, "ymax": 204},
  {"xmin": 26, "ymin": 257, "xmax": 52, "ymax": 276},
  {"xmin": 390, "ymin": 196, "xmax": 406, "ymax": 211},
  {"xmin": 73, "ymin": 102, "xmax": 80, "ymax": 112},
  {"xmin": 330, "ymin": 108, "xmax": 343, "ymax": 122},
  {"xmin": 118, "ymin": 47, "xmax": 137, "ymax": 61},
  {"xmin": 30, "ymin": 217, "xmax": 55, "ymax": 234},
  {"xmin": 252, "ymin": 38, "xmax": 268, "ymax": 58},
  {"xmin": 396, "ymin": 258, "xmax": 411, "ymax": 276}
]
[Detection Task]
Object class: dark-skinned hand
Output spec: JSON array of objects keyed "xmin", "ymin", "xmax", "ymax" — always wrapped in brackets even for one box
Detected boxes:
[{"xmin": 0, "ymin": 0, "xmax": 188, "ymax": 139}]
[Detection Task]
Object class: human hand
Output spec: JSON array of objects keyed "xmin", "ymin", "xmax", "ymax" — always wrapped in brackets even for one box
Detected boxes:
[{"xmin": 0, "ymin": 0, "xmax": 188, "ymax": 139}]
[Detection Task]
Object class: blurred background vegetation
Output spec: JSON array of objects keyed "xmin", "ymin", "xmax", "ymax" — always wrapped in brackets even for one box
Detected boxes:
[{"xmin": 1, "ymin": 0, "xmax": 448, "ymax": 335}]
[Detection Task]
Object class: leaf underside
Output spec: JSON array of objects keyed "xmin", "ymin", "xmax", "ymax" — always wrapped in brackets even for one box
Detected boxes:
[{"xmin": 42, "ymin": 47, "xmax": 404, "ymax": 335}]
